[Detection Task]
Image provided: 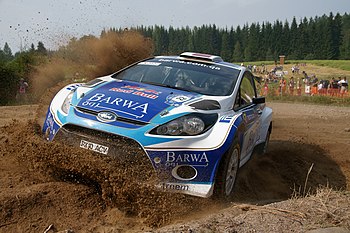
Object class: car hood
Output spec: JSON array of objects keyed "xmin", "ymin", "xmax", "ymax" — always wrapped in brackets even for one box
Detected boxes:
[{"xmin": 76, "ymin": 80, "xmax": 200, "ymax": 123}]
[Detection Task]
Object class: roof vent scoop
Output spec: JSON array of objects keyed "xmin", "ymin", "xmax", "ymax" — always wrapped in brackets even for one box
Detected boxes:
[{"xmin": 179, "ymin": 52, "xmax": 223, "ymax": 63}]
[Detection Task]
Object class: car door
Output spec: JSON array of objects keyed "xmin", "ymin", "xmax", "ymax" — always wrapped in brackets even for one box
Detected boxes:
[{"xmin": 233, "ymin": 71, "xmax": 260, "ymax": 163}]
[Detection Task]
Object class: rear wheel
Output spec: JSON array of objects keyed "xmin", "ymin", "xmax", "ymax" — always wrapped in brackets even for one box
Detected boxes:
[{"xmin": 214, "ymin": 141, "xmax": 240, "ymax": 200}]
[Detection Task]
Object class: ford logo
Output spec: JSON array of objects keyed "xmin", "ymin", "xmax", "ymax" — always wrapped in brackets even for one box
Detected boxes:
[{"xmin": 97, "ymin": 111, "xmax": 117, "ymax": 122}]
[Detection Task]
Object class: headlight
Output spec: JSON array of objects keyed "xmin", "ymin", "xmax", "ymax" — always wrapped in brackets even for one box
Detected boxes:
[
  {"xmin": 61, "ymin": 91, "xmax": 74, "ymax": 114},
  {"xmin": 151, "ymin": 113, "xmax": 217, "ymax": 136}
]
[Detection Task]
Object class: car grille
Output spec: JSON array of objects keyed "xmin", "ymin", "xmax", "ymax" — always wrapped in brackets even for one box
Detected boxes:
[
  {"xmin": 54, "ymin": 124, "xmax": 153, "ymax": 167},
  {"xmin": 75, "ymin": 106, "xmax": 149, "ymax": 126}
]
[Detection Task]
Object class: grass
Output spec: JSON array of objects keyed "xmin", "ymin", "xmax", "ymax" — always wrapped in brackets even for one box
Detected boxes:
[
  {"xmin": 248, "ymin": 60, "xmax": 350, "ymax": 71},
  {"xmin": 290, "ymin": 60, "xmax": 350, "ymax": 71}
]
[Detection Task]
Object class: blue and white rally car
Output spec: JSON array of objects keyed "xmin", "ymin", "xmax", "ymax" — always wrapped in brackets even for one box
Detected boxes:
[{"xmin": 42, "ymin": 52, "xmax": 272, "ymax": 199}]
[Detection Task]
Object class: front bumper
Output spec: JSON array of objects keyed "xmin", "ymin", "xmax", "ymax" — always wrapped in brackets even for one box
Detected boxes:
[{"xmin": 52, "ymin": 124, "xmax": 217, "ymax": 197}]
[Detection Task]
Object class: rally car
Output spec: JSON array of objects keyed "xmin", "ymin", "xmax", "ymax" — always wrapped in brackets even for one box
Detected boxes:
[{"xmin": 42, "ymin": 52, "xmax": 272, "ymax": 199}]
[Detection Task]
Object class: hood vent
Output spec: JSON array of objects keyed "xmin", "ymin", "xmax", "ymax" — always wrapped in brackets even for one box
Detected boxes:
[
  {"xmin": 82, "ymin": 78, "xmax": 106, "ymax": 88},
  {"xmin": 190, "ymin": 100, "xmax": 221, "ymax": 110}
]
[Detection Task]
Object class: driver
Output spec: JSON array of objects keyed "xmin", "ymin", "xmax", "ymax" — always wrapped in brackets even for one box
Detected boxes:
[
  {"xmin": 174, "ymin": 70, "xmax": 194, "ymax": 88},
  {"xmin": 175, "ymin": 70, "xmax": 207, "ymax": 94}
]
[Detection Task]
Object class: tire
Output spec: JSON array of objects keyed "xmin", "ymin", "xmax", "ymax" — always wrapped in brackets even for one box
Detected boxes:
[
  {"xmin": 256, "ymin": 128, "xmax": 271, "ymax": 155},
  {"xmin": 214, "ymin": 140, "xmax": 240, "ymax": 200},
  {"xmin": 262, "ymin": 129, "xmax": 271, "ymax": 154}
]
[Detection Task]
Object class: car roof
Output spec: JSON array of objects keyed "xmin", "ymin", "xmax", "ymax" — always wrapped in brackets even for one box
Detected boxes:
[{"xmin": 154, "ymin": 52, "xmax": 244, "ymax": 71}]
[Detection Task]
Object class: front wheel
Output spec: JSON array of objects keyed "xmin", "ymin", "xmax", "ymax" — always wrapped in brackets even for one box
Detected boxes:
[
  {"xmin": 214, "ymin": 141, "xmax": 240, "ymax": 200},
  {"xmin": 256, "ymin": 129, "xmax": 271, "ymax": 155},
  {"xmin": 262, "ymin": 130, "xmax": 271, "ymax": 154}
]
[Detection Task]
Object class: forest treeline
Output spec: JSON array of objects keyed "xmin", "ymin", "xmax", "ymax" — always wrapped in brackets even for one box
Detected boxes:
[
  {"xmin": 123, "ymin": 12, "xmax": 350, "ymax": 61},
  {"xmin": 1, "ymin": 11, "xmax": 350, "ymax": 105}
]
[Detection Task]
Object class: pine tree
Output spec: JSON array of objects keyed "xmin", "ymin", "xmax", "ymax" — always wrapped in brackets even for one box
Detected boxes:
[
  {"xmin": 187, "ymin": 28, "xmax": 195, "ymax": 52},
  {"xmin": 30, "ymin": 43, "xmax": 35, "ymax": 52},
  {"xmin": 232, "ymin": 41, "xmax": 243, "ymax": 62},
  {"xmin": 305, "ymin": 17, "xmax": 316, "ymax": 59},
  {"xmin": 289, "ymin": 17, "xmax": 299, "ymax": 59},
  {"xmin": 37, "ymin": 41, "xmax": 47, "ymax": 55},
  {"xmin": 152, "ymin": 25, "xmax": 168, "ymax": 55},
  {"xmin": 262, "ymin": 22, "xmax": 274, "ymax": 61},
  {"xmin": 281, "ymin": 20, "xmax": 290, "ymax": 57},
  {"xmin": 340, "ymin": 13, "xmax": 350, "ymax": 59},
  {"xmin": 332, "ymin": 13, "xmax": 343, "ymax": 59},
  {"xmin": 297, "ymin": 18, "xmax": 309, "ymax": 59},
  {"xmin": 220, "ymin": 31, "xmax": 231, "ymax": 61},
  {"xmin": 272, "ymin": 20, "xmax": 283, "ymax": 59},
  {"xmin": 3, "ymin": 42, "xmax": 13, "ymax": 61},
  {"xmin": 246, "ymin": 23, "xmax": 260, "ymax": 61}
]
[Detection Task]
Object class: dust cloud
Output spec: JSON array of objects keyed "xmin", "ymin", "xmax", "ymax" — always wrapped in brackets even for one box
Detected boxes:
[
  {"xmin": 30, "ymin": 30, "xmax": 153, "ymax": 102},
  {"xmin": 30, "ymin": 30, "xmax": 154, "ymax": 124}
]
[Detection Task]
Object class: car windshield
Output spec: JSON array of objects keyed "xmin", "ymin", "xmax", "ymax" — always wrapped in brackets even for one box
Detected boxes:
[{"xmin": 112, "ymin": 58, "xmax": 240, "ymax": 96}]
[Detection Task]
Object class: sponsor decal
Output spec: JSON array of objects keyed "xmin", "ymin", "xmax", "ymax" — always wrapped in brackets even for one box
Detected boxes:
[
  {"xmin": 66, "ymin": 84, "xmax": 82, "ymax": 91},
  {"xmin": 158, "ymin": 59, "xmax": 221, "ymax": 70},
  {"xmin": 45, "ymin": 112, "xmax": 54, "ymax": 129},
  {"xmin": 219, "ymin": 115, "xmax": 235, "ymax": 123},
  {"xmin": 166, "ymin": 151, "xmax": 209, "ymax": 167},
  {"xmin": 243, "ymin": 121, "xmax": 260, "ymax": 154},
  {"xmin": 109, "ymin": 85, "xmax": 161, "ymax": 99},
  {"xmin": 81, "ymin": 93, "xmax": 148, "ymax": 119},
  {"xmin": 165, "ymin": 94, "xmax": 192, "ymax": 106},
  {"xmin": 97, "ymin": 111, "xmax": 117, "ymax": 122},
  {"xmin": 243, "ymin": 112, "xmax": 248, "ymax": 124},
  {"xmin": 243, "ymin": 110, "xmax": 257, "ymax": 123},
  {"xmin": 109, "ymin": 88, "xmax": 133, "ymax": 94},
  {"xmin": 160, "ymin": 110, "xmax": 169, "ymax": 116},
  {"xmin": 44, "ymin": 112, "xmax": 57, "ymax": 140},
  {"xmin": 162, "ymin": 183, "xmax": 189, "ymax": 191}
]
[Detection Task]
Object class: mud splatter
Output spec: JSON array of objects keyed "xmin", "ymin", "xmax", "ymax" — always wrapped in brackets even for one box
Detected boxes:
[{"xmin": 1, "ymin": 120, "xmax": 210, "ymax": 229}]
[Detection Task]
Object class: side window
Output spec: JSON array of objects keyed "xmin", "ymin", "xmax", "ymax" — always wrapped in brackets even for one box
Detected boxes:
[{"xmin": 234, "ymin": 72, "xmax": 256, "ymax": 109}]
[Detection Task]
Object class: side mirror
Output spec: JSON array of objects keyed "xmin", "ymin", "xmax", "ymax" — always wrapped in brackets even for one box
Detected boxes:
[{"xmin": 253, "ymin": 96, "xmax": 265, "ymax": 104}]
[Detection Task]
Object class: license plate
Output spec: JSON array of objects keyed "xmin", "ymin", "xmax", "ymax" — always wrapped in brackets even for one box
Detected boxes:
[{"xmin": 80, "ymin": 140, "xmax": 109, "ymax": 155}]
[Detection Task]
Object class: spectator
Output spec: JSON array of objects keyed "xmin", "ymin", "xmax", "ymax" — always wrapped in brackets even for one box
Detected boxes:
[
  {"xmin": 338, "ymin": 77, "xmax": 348, "ymax": 96},
  {"xmin": 17, "ymin": 78, "xmax": 29, "ymax": 103},
  {"xmin": 337, "ymin": 77, "xmax": 342, "ymax": 93},
  {"xmin": 317, "ymin": 82, "xmax": 323, "ymax": 94},
  {"xmin": 311, "ymin": 83, "xmax": 318, "ymax": 96},
  {"xmin": 302, "ymin": 71, "xmax": 310, "ymax": 85},
  {"xmin": 329, "ymin": 77, "xmax": 338, "ymax": 96},
  {"xmin": 263, "ymin": 82, "xmax": 269, "ymax": 96},
  {"xmin": 288, "ymin": 77, "xmax": 295, "ymax": 95},
  {"xmin": 291, "ymin": 65, "xmax": 299, "ymax": 74},
  {"xmin": 296, "ymin": 77, "xmax": 302, "ymax": 96},
  {"xmin": 305, "ymin": 82, "xmax": 311, "ymax": 96},
  {"xmin": 279, "ymin": 77, "xmax": 286, "ymax": 95}
]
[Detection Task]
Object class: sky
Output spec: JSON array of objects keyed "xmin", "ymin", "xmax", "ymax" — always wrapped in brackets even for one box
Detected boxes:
[{"xmin": 0, "ymin": 0, "xmax": 349, "ymax": 53}]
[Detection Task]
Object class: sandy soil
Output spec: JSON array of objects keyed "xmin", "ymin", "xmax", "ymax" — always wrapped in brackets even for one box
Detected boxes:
[{"xmin": 0, "ymin": 102, "xmax": 350, "ymax": 233}]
